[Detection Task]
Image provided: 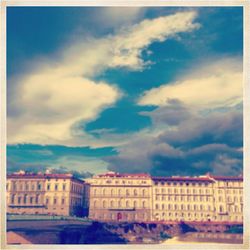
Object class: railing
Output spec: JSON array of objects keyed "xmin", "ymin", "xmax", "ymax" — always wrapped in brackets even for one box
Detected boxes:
[{"xmin": 7, "ymin": 214, "xmax": 91, "ymax": 222}]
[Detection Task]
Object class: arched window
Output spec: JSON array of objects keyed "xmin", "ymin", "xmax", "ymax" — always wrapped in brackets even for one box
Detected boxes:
[
  {"xmin": 11, "ymin": 194, "xmax": 15, "ymax": 203},
  {"xmin": 155, "ymin": 204, "xmax": 159, "ymax": 209},
  {"xmin": 133, "ymin": 201, "xmax": 137, "ymax": 208},
  {"xmin": 126, "ymin": 200, "xmax": 130, "ymax": 207},
  {"xmin": 118, "ymin": 189, "xmax": 121, "ymax": 196},
  {"xmin": 103, "ymin": 200, "xmax": 106, "ymax": 208},
  {"xmin": 142, "ymin": 189, "xmax": 146, "ymax": 196},
  {"xmin": 126, "ymin": 189, "xmax": 129, "ymax": 196},
  {"xmin": 35, "ymin": 194, "xmax": 39, "ymax": 204},
  {"xmin": 23, "ymin": 194, "xmax": 27, "ymax": 204},
  {"xmin": 134, "ymin": 189, "xmax": 137, "ymax": 196},
  {"xmin": 142, "ymin": 201, "xmax": 146, "ymax": 208},
  {"xmin": 110, "ymin": 200, "xmax": 114, "ymax": 208},
  {"xmin": 219, "ymin": 205, "xmax": 223, "ymax": 213}
]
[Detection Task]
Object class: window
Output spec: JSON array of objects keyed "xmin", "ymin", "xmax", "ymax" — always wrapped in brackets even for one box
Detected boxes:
[
  {"xmin": 61, "ymin": 198, "xmax": 65, "ymax": 205},
  {"xmin": 118, "ymin": 189, "xmax": 121, "ymax": 196},
  {"xmin": 134, "ymin": 189, "xmax": 138, "ymax": 196},
  {"xmin": 142, "ymin": 189, "xmax": 146, "ymax": 196},
  {"xmin": 118, "ymin": 200, "xmax": 121, "ymax": 207},
  {"xmin": 46, "ymin": 198, "xmax": 49, "ymax": 204},
  {"xmin": 31, "ymin": 185, "xmax": 35, "ymax": 191},
  {"xmin": 162, "ymin": 204, "xmax": 165, "ymax": 210},
  {"xmin": 18, "ymin": 197, "xmax": 21, "ymax": 204},
  {"xmin": 111, "ymin": 189, "xmax": 114, "ymax": 196},
  {"xmin": 63, "ymin": 184, "xmax": 66, "ymax": 191},
  {"xmin": 134, "ymin": 201, "xmax": 137, "ymax": 207},
  {"xmin": 6, "ymin": 183, "xmax": 9, "ymax": 191},
  {"xmin": 219, "ymin": 205, "xmax": 223, "ymax": 213},
  {"xmin": 37, "ymin": 183, "xmax": 41, "ymax": 190},
  {"xmin": 126, "ymin": 200, "xmax": 130, "ymax": 207},
  {"xmin": 55, "ymin": 184, "xmax": 58, "ymax": 191},
  {"xmin": 126, "ymin": 189, "xmax": 130, "ymax": 196},
  {"xmin": 155, "ymin": 204, "xmax": 159, "ymax": 209},
  {"xmin": 35, "ymin": 195, "xmax": 39, "ymax": 204},
  {"xmin": 142, "ymin": 201, "xmax": 146, "ymax": 208},
  {"xmin": 54, "ymin": 198, "xmax": 57, "ymax": 205},
  {"xmin": 23, "ymin": 195, "xmax": 27, "ymax": 204},
  {"xmin": 47, "ymin": 184, "xmax": 50, "ymax": 190},
  {"xmin": 30, "ymin": 197, "xmax": 33, "ymax": 204},
  {"xmin": 110, "ymin": 200, "xmax": 114, "ymax": 208}
]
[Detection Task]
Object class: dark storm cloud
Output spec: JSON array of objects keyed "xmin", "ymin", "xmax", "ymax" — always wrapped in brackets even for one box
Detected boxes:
[
  {"xmin": 105, "ymin": 102, "xmax": 243, "ymax": 176},
  {"xmin": 140, "ymin": 99, "xmax": 191, "ymax": 126}
]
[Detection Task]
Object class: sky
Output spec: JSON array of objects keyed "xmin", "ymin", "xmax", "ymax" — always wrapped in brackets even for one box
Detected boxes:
[{"xmin": 7, "ymin": 7, "xmax": 243, "ymax": 177}]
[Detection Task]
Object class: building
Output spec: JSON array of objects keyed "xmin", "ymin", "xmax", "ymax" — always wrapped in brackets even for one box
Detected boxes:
[
  {"xmin": 7, "ymin": 171, "xmax": 89, "ymax": 217},
  {"xmin": 7, "ymin": 170, "xmax": 243, "ymax": 223},
  {"xmin": 152, "ymin": 176, "xmax": 215, "ymax": 222},
  {"xmin": 88, "ymin": 172, "xmax": 153, "ymax": 222},
  {"xmin": 89, "ymin": 172, "xmax": 243, "ymax": 223}
]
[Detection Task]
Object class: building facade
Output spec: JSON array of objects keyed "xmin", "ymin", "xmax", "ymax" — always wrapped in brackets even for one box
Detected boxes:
[
  {"xmin": 88, "ymin": 172, "xmax": 243, "ymax": 223},
  {"xmin": 88, "ymin": 172, "xmax": 153, "ymax": 222},
  {"xmin": 7, "ymin": 171, "xmax": 243, "ymax": 223},
  {"xmin": 7, "ymin": 172, "xmax": 89, "ymax": 217}
]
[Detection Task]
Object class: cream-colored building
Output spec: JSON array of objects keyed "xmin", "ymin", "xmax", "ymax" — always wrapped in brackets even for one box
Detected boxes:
[
  {"xmin": 88, "ymin": 172, "xmax": 243, "ymax": 223},
  {"xmin": 151, "ymin": 174, "xmax": 243, "ymax": 223},
  {"xmin": 7, "ymin": 172, "xmax": 89, "ymax": 217},
  {"xmin": 88, "ymin": 172, "xmax": 153, "ymax": 222},
  {"xmin": 152, "ymin": 176, "xmax": 215, "ymax": 222}
]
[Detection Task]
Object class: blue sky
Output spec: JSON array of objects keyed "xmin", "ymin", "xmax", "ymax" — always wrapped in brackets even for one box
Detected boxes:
[{"xmin": 7, "ymin": 7, "xmax": 243, "ymax": 177}]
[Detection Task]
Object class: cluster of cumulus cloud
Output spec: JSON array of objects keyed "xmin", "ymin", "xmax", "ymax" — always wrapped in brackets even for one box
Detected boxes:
[{"xmin": 8, "ymin": 9, "xmax": 243, "ymax": 176}]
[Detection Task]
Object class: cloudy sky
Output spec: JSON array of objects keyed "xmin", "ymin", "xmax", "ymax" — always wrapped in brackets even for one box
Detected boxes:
[{"xmin": 7, "ymin": 7, "xmax": 243, "ymax": 177}]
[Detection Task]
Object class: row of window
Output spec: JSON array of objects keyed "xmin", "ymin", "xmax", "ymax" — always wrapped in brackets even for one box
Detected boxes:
[
  {"xmin": 92, "ymin": 200, "xmax": 148, "ymax": 208},
  {"xmin": 8, "ymin": 182, "xmax": 42, "ymax": 191},
  {"xmin": 103, "ymin": 180, "xmax": 148, "ymax": 185},
  {"xmin": 11, "ymin": 194, "xmax": 40, "ymax": 204},
  {"xmin": 217, "ymin": 196, "xmax": 243, "ymax": 203},
  {"xmin": 154, "ymin": 181, "xmax": 210, "ymax": 187},
  {"xmin": 45, "ymin": 197, "xmax": 82, "ymax": 206},
  {"xmin": 155, "ymin": 195, "xmax": 212, "ymax": 202},
  {"xmin": 8, "ymin": 182, "xmax": 84, "ymax": 194},
  {"xmin": 154, "ymin": 203, "xmax": 243, "ymax": 213},
  {"xmin": 93, "ymin": 188, "xmax": 148, "ymax": 196},
  {"xmin": 155, "ymin": 188, "xmax": 212, "ymax": 194},
  {"xmin": 155, "ymin": 203, "xmax": 212, "ymax": 211},
  {"xmin": 217, "ymin": 189, "xmax": 243, "ymax": 194}
]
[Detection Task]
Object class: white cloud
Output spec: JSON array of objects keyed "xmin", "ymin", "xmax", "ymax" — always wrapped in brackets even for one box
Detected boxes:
[
  {"xmin": 8, "ymin": 75, "xmax": 120, "ymax": 144},
  {"xmin": 110, "ymin": 11, "xmax": 200, "ymax": 69},
  {"xmin": 138, "ymin": 57, "xmax": 243, "ymax": 109},
  {"xmin": 8, "ymin": 11, "xmax": 200, "ymax": 146}
]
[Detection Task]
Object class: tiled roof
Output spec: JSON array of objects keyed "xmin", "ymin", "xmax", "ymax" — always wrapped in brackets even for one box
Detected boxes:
[
  {"xmin": 7, "ymin": 173, "xmax": 85, "ymax": 183},
  {"xmin": 96, "ymin": 172, "xmax": 151, "ymax": 178},
  {"xmin": 152, "ymin": 176, "xmax": 213, "ymax": 182}
]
